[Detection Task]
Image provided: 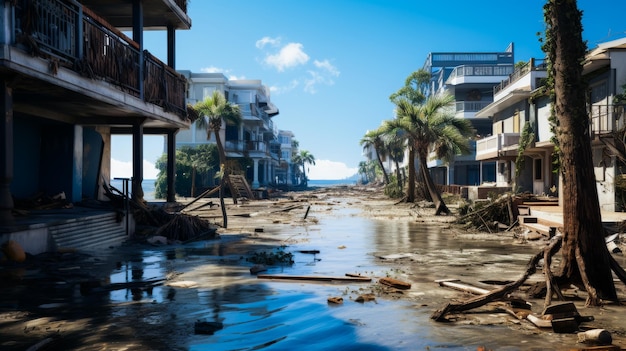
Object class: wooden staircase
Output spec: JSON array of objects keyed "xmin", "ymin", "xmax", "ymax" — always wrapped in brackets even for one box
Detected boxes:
[{"xmin": 228, "ymin": 175, "xmax": 255, "ymax": 201}]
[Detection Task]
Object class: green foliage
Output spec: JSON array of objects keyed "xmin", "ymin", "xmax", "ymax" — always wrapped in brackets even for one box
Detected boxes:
[
  {"xmin": 246, "ymin": 247, "xmax": 294, "ymax": 265},
  {"xmin": 384, "ymin": 174, "xmax": 404, "ymax": 198},
  {"xmin": 154, "ymin": 144, "xmax": 219, "ymax": 199},
  {"xmin": 515, "ymin": 122, "xmax": 535, "ymax": 176}
]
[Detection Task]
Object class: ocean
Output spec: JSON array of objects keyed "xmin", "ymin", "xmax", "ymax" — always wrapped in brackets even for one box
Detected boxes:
[
  {"xmin": 109, "ymin": 179, "xmax": 354, "ymax": 201},
  {"xmin": 110, "ymin": 178, "xmax": 156, "ymax": 201},
  {"xmin": 307, "ymin": 179, "xmax": 357, "ymax": 187}
]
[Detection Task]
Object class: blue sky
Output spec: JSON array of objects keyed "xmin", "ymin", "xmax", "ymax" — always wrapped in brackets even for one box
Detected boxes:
[{"xmin": 111, "ymin": 0, "xmax": 626, "ymax": 180}]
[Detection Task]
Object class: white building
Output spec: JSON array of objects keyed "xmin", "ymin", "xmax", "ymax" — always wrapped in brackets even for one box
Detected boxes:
[{"xmin": 177, "ymin": 72, "xmax": 290, "ymax": 188}]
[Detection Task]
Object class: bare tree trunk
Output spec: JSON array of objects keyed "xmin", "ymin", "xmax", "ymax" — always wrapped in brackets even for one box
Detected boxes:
[
  {"xmin": 419, "ymin": 153, "xmax": 450, "ymax": 215},
  {"xmin": 406, "ymin": 146, "xmax": 416, "ymax": 202},
  {"xmin": 375, "ymin": 150, "xmax": 390, "ymax": 185},
  {"xmin": 213, "ymin": 129, "xmax": 229, "ymax": 228},
  {"xmin": 546, "ymin": 0, "xmax": 616, "ymax": 302}
]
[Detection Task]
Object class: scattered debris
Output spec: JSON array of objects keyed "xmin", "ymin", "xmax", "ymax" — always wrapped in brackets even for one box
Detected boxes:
[
  {"xmin": 379, "ymin": 277, "xmax": 411, "ymax": 290},
  {"xmin": 247, "ymin": 247, "xmax": 294, "ymax": 266},
  {"xmin": 355, "ymin": 293, "xmax": 376, "ymax": 303},
  {"xmin": 257, "ymin": 274, "xmax": 372, "ymax": 283},
  {"xmin": 249, "ymin": 264, "xmax": 267, "ymax": 274},
  {"xmin": 577, "ymin": 329, "xmax": 613, "ymax": 345},
  {"xmin": 327, "ymin": 297, "xmax": 344, "ymax": 304}
]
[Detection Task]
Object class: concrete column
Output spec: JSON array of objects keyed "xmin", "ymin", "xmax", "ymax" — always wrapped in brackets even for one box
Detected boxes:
[
  {"xmin": 167, "ymin": 129, "xmax": 177, "ymax": 202},
  {"xmin": 252, "ymin": 158, "xmax": 260, "ymax": 188},
  {"xmin": 71, "ymin": 125, "xmax": 83, "ymax": 203},
  {"xmin": 447, "ymin": 165, "xmax": 455, "ymax": 186},
  {"xmin": 132, "ymin": 122, "xmax": 144, "ymax": 202},
  {"xmin": 287, "ymin": 163, "xmax": 292, "ymax": 185},
  {"xmin": 0, "ymin": 80, "xmax": 14, "ymax": 225},
  {"xmin": 167, "ymin": 23, "xmax": 176, "ymax": 69},
  {"xmin": 132, "ymin": 0, "xmax": 144, "ymax": 99}
]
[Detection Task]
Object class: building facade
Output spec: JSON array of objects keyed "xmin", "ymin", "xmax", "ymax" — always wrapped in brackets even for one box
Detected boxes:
[
  {"xmin": 177, "ymin": 72, "xmax": 289, "ymax": 188},
  {"xmin": 1, "ymin": 0, "xmax": 191, "ymax": 252},
  {"xmin": 423, "ymin": 44, "xmax": 516, "ymax": 186},
  {"xmin": 476, "ymin": 37, "xmax": 626, "ymax": 211}
]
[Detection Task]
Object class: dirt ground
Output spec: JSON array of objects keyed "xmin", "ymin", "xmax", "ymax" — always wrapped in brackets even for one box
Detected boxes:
[{"xmin": 3, "ymin": 185, "xmax": 626, "ymax": 350}]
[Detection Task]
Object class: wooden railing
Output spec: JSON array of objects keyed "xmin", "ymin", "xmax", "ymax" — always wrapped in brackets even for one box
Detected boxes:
[{"xmin": 12, "ymin": 0, "xmax": 187, "ymax": 119}]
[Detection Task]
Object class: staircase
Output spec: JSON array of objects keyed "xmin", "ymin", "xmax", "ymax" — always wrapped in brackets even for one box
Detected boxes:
[
  {"xmin": 228, "ymin": 174, "xmax": 255, "ymax": 200},
  {"xmin": 49, "ymin": 212, "xmax": 128, "ymax": 251}
]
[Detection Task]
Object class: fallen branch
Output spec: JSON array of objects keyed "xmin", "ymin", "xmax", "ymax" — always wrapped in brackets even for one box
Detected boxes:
[
  {"xmin": 257, "ymin": 274, "xmax": 371, "ymax": 282},
  {"xmin": 431, "ymin": 235, "xmax": 563, "ymax": 321}
]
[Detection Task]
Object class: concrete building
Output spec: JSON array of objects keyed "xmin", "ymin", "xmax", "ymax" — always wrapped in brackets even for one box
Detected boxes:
[
  {"xmin": 1, "ymin": 0, "xmax": 192, "ymax": 253},
  {"xmin": 476, "ymin": 37, "xmax": 626, "ymax": 211},
  {"xmin": 177, "ymin": 72, "xmax": 288, "ymax": 188},
  {"xmin": 423, "ymin": 44, "xmax": 516, "ymax": 186}
]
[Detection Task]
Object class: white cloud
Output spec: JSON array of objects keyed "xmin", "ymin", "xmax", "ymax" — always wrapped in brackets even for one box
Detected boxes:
[
  {"xmin": 314, "ymin": 59, "xmax": 340, "ymax": 77},
  {"xmin": 255, "ymin": 36, "xmax": 280, "ymax": 49},
  {"xmin": 307, "ymin": 160, "xmax": 358, "ymax": 180},
  {"xmin": 111, "ymin": 158, "xmax": 159, "ymax": 180},
  {"xmin": 270, "ymin": 79, "xmax": 299, "ymax": 95},
  {"xmin": 264, "ymin": 42, "xmax": 309, "ymax": 72}
]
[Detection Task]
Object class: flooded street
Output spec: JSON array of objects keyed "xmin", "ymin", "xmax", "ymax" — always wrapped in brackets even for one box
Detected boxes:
[{"xmin": 2, "ymin": 190, "xmax": 626, "ymax": 350}]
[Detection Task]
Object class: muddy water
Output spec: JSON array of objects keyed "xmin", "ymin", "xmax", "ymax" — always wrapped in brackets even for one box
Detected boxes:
[
  {"xmin": 101, "ymin": 203, "xmax": 569, "ymax": 350},
  {"xmin": 1, "ymin": 200, "xmax": 589, "ymax": 350}
]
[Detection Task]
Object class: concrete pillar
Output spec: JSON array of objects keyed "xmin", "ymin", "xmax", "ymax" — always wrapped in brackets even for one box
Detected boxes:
[
  {"xmin": 132, "ymin": 122, "xmax": 144, "ymax": 202},
  {"xmin": 71, "ymin": 125, "xmax": 83, "ymax": 203},
  {"xmin": 0, "ymin": 81, "xmax": 14, "ymax": 225},
  {"xmin": 252, "ymin": 158, "xmax": 260, "ymax": 188},
  {"xmin": 167, "ymin": 129, "xmax": 177, "ymax": 202}
]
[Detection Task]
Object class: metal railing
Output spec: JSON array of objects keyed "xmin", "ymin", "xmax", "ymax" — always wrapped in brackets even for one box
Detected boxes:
[
  {"xmin": 455, "ymin": 101, "xmax": 491, "ymax": 113},
  {"xmin": 590, "ymin": 104, "xmax": 626, "ymax": 136},
  {"xmin": 224, "ymin": 139, "xmax": 271, "ymax": 154},
  {"xmin": 12, "ymin": 0, "xmax": 187, "ymax": 118},
  {"xmin": 447, "ymin": 64, "xmax": 514, "ymax": 81},
  {"xmin": 493, "ymin": 58, "xmax": 547, "ymax": 96}
]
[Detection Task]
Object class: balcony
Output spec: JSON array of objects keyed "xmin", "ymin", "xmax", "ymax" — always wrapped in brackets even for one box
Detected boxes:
[
  {"xmin": 455, "ymin": 101, "xmax": 492, "ymax": 118},
  {"xmin": 446, "ymin": 65, "xmax": 514, "ymax": 85},
  {"xmin": 476, "ymin": 133, "xmax": 521, "ymax": 161},
  {"xmin": 225, "ymin": 139, "xmax": 271, "ymax": 156},
  {"xmin": 590, "ymin": 104, "xmax": 626, "ymax": 137},
  {"xmin": 493, "ymin": 58, "xmax": 547, "ymax": 96},
  {"xmin": 7, "ymin": 0, "xmax": 187, "ymax": 123}
]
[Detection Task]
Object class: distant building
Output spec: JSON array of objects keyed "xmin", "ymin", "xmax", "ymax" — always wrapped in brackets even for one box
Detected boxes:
[
  {"xmin": 177, "ymin": 71, "xmax": 292, "ymax": 188},
  {"xmin": 423, "ymin": 44, "xmax": 516, "ymax": 186}
]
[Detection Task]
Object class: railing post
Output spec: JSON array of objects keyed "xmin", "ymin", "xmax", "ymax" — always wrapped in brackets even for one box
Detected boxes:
[
  {"xmin": 75, "ymin": 5, "xmax": 83, "ymax": 61},
  {"xmin": 132, "ymin": 0, "xmax": 144, "ymax": 100}
]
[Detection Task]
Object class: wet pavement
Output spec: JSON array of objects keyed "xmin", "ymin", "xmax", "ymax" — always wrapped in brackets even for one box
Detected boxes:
[{"xmin": 2, "ymin": 190, "xmax": 626, "ymax": 350}]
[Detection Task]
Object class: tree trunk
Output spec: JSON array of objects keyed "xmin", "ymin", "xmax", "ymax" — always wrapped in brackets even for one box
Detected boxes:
[
  {"xmin": 547, "ymin": 0, "xmax": 616, "ymax": 302},
  {"xmin": 395, "ymin": 160, "xmax": 403, "ymax": 191},
  {"xmin": 406, "ymin": 146, "xmax": 416, "ymax": 202},
  {"xmin": 212, "ymin": 129, "xmax": 229, "ymax": 228},
  {"xmin": 375, "ymin": 150, "xmax": 390, "ymax": 185},
  {"xmin": 419, "ymin": 153, "xmax": 450, "ymax": 215},
  {"xmin": 191, "ymin": 167, "xmax": 196, "ymax": 197}
]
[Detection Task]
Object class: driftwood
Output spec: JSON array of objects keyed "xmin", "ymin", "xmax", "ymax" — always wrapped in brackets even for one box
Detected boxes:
[
  {"xmin": 431, "ymin": 235, "xmax": 563, "ymax": 321},
  {"xmin": 257, "ymin": 274, "xmax": 372, "ymax": 283},
  {"xmin": 379, "ymin": 277, "xmax": 411, "ymax": 290},
  {"xmin": 179, "ymin": 186, "xmax": 220, "ymax": 211}
]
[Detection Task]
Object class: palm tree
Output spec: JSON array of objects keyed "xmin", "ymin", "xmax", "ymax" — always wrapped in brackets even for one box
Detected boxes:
[
  {"xmin": 360, "ymin": 128, "xmax": 390, "ymax": 185},
  {"xmin": 386, "ymin": 94, "xmax": 473, "ymax": 215},
  {"xmin": 293, "ymin": 150, "xmax": 315, "ymax": 186},
  {"xmin": 193, "ymin": 90, "xmax": 242, "ymax": 228}
]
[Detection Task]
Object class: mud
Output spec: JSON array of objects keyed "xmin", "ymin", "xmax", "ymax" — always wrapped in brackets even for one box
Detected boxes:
[{"xmin": 2, "ymin": 185, "xmax": 626, "ymax": 350}]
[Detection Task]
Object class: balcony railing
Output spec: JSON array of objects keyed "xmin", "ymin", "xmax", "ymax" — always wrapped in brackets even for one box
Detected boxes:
[
  {"xmin": 493, "ymin": 58, "xmax": 547, "ymax": 96},
  {"xmin": 590, "ymin": 104, "xmax": 626, "ymax": 136},
  {"xmin": 225, "ymin": 139, "xmax": 271, "ymax": 155},
  {"xmin": 455, "ymin": 101, "xmax": 491, "ymax": 113},
  {"xmin": 447, "ymin": 64, "xmax": 514, "ymax": 81},
  {"xmin": 12, "ymin": 0, "xmax": 187, "ymax": 118},
  {"xmin": 476, "ymin": 133, "xmax": 521, "ymax": 157}
]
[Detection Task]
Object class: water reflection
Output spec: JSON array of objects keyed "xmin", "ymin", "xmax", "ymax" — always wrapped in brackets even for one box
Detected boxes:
[{"xmin": 95, "ymin": 202, "xmax": 564, "ymax": 350}]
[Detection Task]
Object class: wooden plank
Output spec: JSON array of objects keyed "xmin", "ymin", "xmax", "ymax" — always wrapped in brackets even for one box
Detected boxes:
[
  {"xmin": 257, "ymin": 274, "xmax": 371, "ymax": 282},
  {"xmin": 438, "ymin": 280, "xmax": 490, "ymax": 295},
  {"xmin": 379, "ymin": 277, "xmax": 411, "ymax": 290}
]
